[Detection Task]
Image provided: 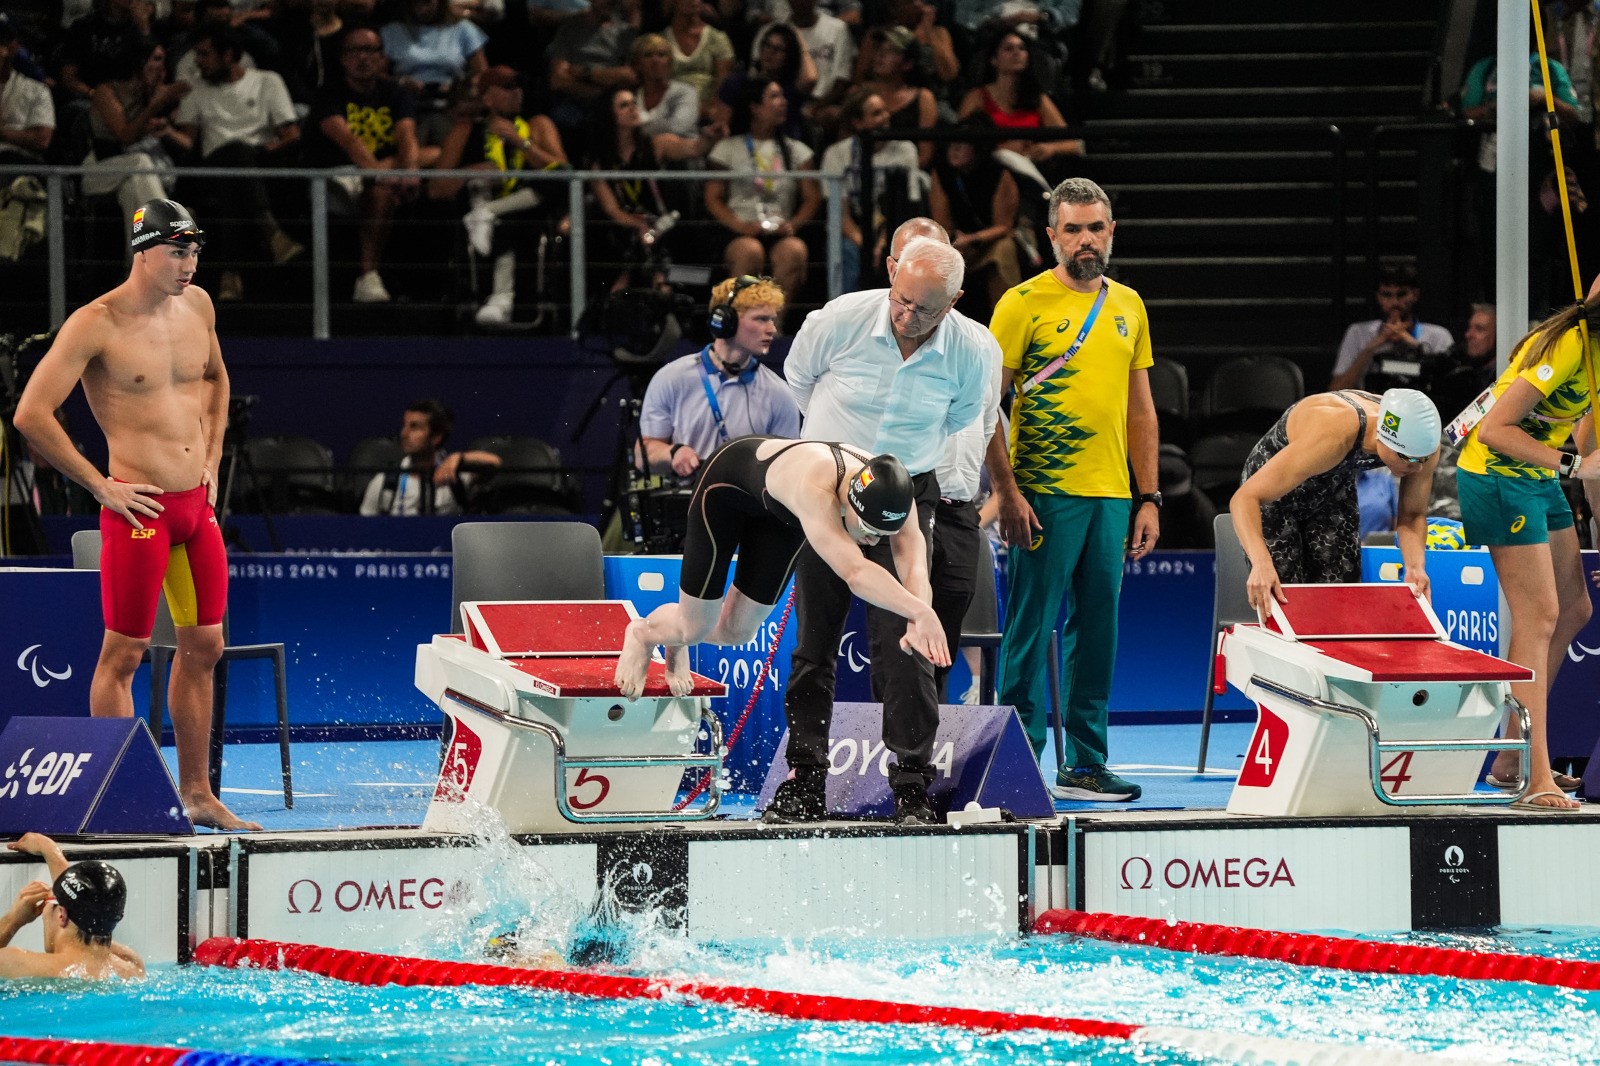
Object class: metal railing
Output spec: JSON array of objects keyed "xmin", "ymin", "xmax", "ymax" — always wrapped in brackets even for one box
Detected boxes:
[{"xmin": 0, "ymin": 162, "xmax": 846, "ymax": 338}]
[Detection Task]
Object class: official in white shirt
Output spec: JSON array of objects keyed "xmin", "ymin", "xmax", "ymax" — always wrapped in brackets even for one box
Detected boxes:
[{"xmin": 769, "ymin": 223, "xmax": 998, "ymax": 825}]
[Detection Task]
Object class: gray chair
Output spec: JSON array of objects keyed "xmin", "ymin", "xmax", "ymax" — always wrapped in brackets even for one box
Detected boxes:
[
  {"xmin": 1148, "ymin": 356, "xmax": 1191, "ymax": 445},
  {"xmin": 450, "ymin": 521, "xmax": 606, "ymax": 631},
  {"xmin": 958, "ymin": 539, "xmax": 1066, "ymax": 770},
  {"xmin": 344, "ymin": 434, "xmax": 405, "ymax": 511},
  {"xmin": 1198, "ymin": 512, "xmax": 1254, "ymax": 773},
  {"xmin": 957, "ymin": 537, "xmax": 1002, "ymax": 705},
  {"xmin": 70, "ymin": 529, "xmax": 293, "ymax": 807}
]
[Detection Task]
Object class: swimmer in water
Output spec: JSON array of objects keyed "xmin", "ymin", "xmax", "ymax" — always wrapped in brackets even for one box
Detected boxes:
[{"xmin": 0, "ymin": 834, "xmax": 145, "ymax": 980}]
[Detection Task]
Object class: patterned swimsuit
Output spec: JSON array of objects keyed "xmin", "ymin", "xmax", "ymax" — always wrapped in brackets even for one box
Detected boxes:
[{"xmin": 1240, "ymin": 390, "xmax": 1386, "ymax": 583}]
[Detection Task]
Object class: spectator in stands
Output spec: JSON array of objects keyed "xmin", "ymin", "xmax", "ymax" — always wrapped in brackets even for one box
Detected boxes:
[
  {"xmin": 270, "ymin": 0, "xmax": 348, "ymax": 106},
  {"xmin": 303, "ymin": 25, "xmax": 420, "ymax": 305},
  {"xmin": 949, "ymin": 0, "xmax": 1076, "ymax": 89},
  {"xmin": 1432, "ymin": 302, "xmax": 1499, "ymax": 423},
  {"xmin": 820, "ymin": 88, "xmax": 920, "ymax": 291},
  {"xmin": 662, "ymin": 0, "xmax": 734, "ymax": 118},
  {"xmin": 546, "ymin": 0, "xmax": 639, "ymax": 145},
  {"xmin": 85, "ymin": 38, "xmax": 187, "ymax": 244},
  {"xmin": 856, "ymin": 0, "xmax": 959, "ymax": 89},
  {"xmin": 0, "ymin": 834, "xmax": 143, "ymax": 981},
  {"xmin": 854, "ymin": 26, "xmax": 936, "ymax": 168},
  {"xmin": 1328, "ymin": 264, "xmax": 1454, "ymax": 392},
  {"xmin": 705, "ymin": 77, "xmax": 820, "ymax": 309},
  {"xmin": 172, "ymin": 26, "xmax": 303, "ymax": 302},
  {"xmin": 0, "ymin": 20, "xmax": 54, "ymax": 163},
  {"xmin": 931, "ymin": 120, "xmax": 1020, "ymax": 309},
  {"xmin": 380, "ymin": 0, "xmax": 489, "ymax": 145},
  {"xmin": 359, "ymin": 399, "xmax": 501, "ymax": 516},
  {"xmin": 637, "ymin": 274, "xmax": 799, "ymax": 483},
  {"xmin": 630, "ymin": 33, "xmax": 719, "ymax": 163},
  {"xmin": 435, "ymin": 65, "xmax": 568, "ymax": 325},
  {"xmin": 726, "ymin": 22, "xmax": 816, "ymax": 144},
  {"xmin": 775, "ymin": 0, "xmax": 855, "ymax": 139},
  {"xmin": 957, "ymin": 31, "xmax": 1083, "ymax": 165},
  {"xmin": 170, "ymin": 0, "xmax": 273, "ymax": 86},
  {"xmin": 53, "ymin": 0, "xmax": 154, "ymax": 103},
  {"xmin": 743, "ymin": 0, "xmax": 861, "ymax": 31},
  {"xmin": 588, "ymin": 85, "xmax": 674, "ymax": 292}
]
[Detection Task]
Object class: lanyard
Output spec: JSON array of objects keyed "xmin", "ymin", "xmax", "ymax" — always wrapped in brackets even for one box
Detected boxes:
[
  {"xmin": 698, "ymin": 346, "xmax": 732, "ymax": 443},
  {"xmin": 1021, "ymin": 280, "xmax": 1110, "ymax": 393}
]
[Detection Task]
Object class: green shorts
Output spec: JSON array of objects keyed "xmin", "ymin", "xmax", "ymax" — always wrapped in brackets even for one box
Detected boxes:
[{"xmin": 1458, "ymin": 469, "xmax": 1575, "ymax": 546}]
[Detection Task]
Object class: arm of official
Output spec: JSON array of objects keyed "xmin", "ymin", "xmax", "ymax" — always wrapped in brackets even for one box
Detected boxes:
[
  {"xmin": 782, "ymin": 304, "xmax": 831, "ymax": 413},
  {"xmin": 1127, "ymin": 365, "xmax": 1160, "ymax": 557}
]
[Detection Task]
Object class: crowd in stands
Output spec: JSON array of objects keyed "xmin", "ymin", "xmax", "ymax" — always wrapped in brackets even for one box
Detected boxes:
[{"xmin": 0, "ymin": 0, "xmax": 1138, "ymax": 322}]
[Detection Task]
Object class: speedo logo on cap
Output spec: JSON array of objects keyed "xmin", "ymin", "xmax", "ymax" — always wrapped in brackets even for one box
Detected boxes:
[
  {"xmin": 1382, "ymin": 411, "xmax": 1402, "ymax": 436},
  {"xmin": 881, "ymin": 509, "xmax": 907, "ymax": 521},
  {"xmin": 169, "ymin": 219, "xmax": 194, "ymax": 230}
]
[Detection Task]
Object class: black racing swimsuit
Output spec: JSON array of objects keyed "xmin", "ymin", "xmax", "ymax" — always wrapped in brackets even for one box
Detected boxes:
[
  {"xmin": 1239, "ymin": 390, "xmax": 1386, "ymax": 583},
  {"xmin": 680, "ymin": 435, "xmax": 867, "ymax": 605}
]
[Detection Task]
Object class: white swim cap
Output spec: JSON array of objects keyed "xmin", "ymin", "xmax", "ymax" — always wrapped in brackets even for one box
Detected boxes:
[{"xmin": 1376, "ymin": 388, "xmax": 1442, "ymax": 459}]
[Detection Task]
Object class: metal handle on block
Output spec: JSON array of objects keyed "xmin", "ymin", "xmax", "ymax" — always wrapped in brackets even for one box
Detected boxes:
[
  {"xmin": 442, "ymin": 689, "xmax": 726, "ymax": 822},
  {"xmin": 1246, "ymin": 676, "xmax": 1531, "ymax": 808}
]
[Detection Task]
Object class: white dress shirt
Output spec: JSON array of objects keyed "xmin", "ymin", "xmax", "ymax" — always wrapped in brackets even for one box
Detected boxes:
[
  {"xmin": 934, "ymin": 333, "xmax": 1003, "ymax": 502},
  {"xmin": 785, "ymin": 288, "xmax": 997, "ymax": 476}
]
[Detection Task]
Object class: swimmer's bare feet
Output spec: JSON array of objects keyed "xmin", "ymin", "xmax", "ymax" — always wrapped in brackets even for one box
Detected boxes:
[
  {"xmin": 663, "ymin": 644, "xmax": 694, "ymax": 697},
  {"xmin": 184, "ymin": 793, "xmax": 263, "ymax": 832},
  {"xmin": 615, "ymin": 621, "xmax": 652, "ymax": 700}
]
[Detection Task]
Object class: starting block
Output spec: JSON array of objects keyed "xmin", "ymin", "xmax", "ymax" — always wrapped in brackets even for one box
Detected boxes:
[
  {"xmin": 1219, "ymin": 583, "xmax": 1532, "ymax": 817},
  {"xmin": 414, "ymin": 600, "xmax": 728, "ymax": 833}
]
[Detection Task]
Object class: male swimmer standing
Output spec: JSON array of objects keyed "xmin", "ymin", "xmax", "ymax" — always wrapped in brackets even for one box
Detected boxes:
[{"xmin": 15, "ymin": 197, "xmax": 259, "ymax": 831}]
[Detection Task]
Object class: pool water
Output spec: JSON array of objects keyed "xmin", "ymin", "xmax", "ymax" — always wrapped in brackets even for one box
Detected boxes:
[{"xmin": 4, "ymin": 925, "xmax": 1599, "ymax": 1064}]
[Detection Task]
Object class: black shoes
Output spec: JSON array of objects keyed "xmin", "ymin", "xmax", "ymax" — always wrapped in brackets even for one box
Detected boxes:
[
  {"xmin": 892, "ymin": 780, "xmax": 939, "ymax": 825},
  {"xmin": 762, "ymin": 767, "xmax": 828, "ymax": 823}
]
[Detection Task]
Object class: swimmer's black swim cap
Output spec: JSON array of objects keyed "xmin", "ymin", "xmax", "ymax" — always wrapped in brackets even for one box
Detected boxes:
[
  {"xmin": 130, "ymin": 198, "xmax": 205, "ymax": 252},
  {"xmin": 52, "ymin": 860, "xmax": 126, "ymax": 939},
  {"xmin": 845, "ymin": 453, "xmax": 914, "ymax": 535}
]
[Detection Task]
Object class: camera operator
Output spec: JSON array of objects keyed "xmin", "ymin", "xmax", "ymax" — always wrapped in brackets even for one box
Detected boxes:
[
  {"xmin": 637, "ymin": 275, "xmax": 800, "ymax": 485},
  {"xmin": 359, "ymin": 399, "xmax": 501, "ymax": 516},
  {"xmin": 1329, "ymin": 264, "xmax": 1454, "ymax": 393}
]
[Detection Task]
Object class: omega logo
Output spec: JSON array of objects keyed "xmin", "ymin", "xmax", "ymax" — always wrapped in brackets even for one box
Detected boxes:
[
  {"xmin": 286, "ymin": 876, "xmax": 467, "ymax": 914},
  {"xmin": 1119, "ymin": 854, "xmax": 1296, "ymax": 890}
]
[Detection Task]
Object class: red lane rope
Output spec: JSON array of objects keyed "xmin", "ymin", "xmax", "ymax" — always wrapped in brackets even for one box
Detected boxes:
[
  {"xmin": 0, "ymin": 1037, "xmax": 186, "ymax": 1065},
  {"xmin": 675, "ymin": 586, "xmax": 795, "ymax": 811},
  {"xmin": 193, "ymin": 937, "xmax": 1137, "ymax": 1041},
  {"xmin": 1035, "ymin": 909, "xmax": 1600, "ymax": 991}
]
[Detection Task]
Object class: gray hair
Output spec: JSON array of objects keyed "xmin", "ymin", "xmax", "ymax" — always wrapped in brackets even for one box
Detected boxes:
[
  {"xmin": 896, "ymin": 235, "xmax": 964, "ymax": 301},
  {"xmin": 1047, "ymin": 177, "xmax": 1113, "ymax": 228},
  {"xmin": 1470, "ymin": 302, "xmax": 1496, "ymax": 319},
  {"xmin": 890, "ymin": 217, "xmax": 948, "ymax": 257}
]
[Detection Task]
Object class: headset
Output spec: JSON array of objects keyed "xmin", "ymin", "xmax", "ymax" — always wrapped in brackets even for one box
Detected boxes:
[{"xmin": 707, "ymin": 274, "xmax": 765, "ymax": 340}]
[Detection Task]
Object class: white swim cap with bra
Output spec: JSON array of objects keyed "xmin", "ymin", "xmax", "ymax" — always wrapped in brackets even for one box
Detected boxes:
[{"xmin": 1376, "ymin": 388, "xmax": 1443, "ymax": 459}]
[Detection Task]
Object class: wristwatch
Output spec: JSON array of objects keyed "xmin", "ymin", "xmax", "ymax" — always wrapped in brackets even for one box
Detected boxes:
[
  {"xmin": 1560, "ymin": 451, "xmax": 1582, "ymax": 477},
  {"xmin": 1138, "ymin": 491, "xmax": 1163, "ymax": 509}
]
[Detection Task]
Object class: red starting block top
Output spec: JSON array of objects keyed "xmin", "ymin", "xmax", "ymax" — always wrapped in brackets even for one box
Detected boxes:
[
  {"xmin": 1302, "ymin": 639, "xmax": 1533, "ymax": 683},
  {"xmin": 462, "ymin": 601, "xmax": 635, "ymax": 658},
  {"xmin": 511, "ymin": 656, "xmax": 726, "ymax": 698},
  {"xmin": 1264, "ymin": 583, "xmax": 1442, "ymax": 641}
]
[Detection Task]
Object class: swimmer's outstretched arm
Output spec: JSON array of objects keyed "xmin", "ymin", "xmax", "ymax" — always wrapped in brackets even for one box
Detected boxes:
[{"xmin": 794, "ymin": 499, "xmax": 950, "ymax": 666}]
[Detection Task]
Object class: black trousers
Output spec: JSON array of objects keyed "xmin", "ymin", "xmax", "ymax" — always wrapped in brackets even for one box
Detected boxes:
[
  {"xmin": 921, "ymin": 498, "xmax": 981, "ymax": 700},
  {"xmin": 784, "ymin": 470, "xmax": 940, "ymax": 788}
]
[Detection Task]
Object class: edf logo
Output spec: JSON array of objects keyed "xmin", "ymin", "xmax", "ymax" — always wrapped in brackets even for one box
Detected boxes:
[{"xmin": 0, "ymin": 747, "xmax": 94, "ymax": 800}]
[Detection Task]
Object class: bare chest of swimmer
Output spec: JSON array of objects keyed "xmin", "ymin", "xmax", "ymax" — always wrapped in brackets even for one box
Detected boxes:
[{"xmin": 89, "ymin": 313, "xmax": 210, "ymax": 396}]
